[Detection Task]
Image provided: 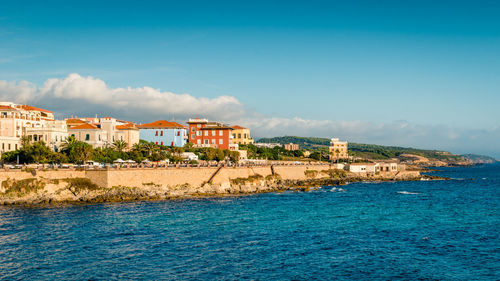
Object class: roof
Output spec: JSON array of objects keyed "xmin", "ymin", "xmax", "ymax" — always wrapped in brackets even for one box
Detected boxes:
[
  {"xmin": 0, "ymin": 105, "xmax": 15, "ymax": 110},
  {"xmin": 65, "ymin": 118, "xmax": 87, "ymax": 124},
  {"xmin": 137, "ymin": 120, "xmax": 186, "ymax": 129},
  {"xmin": 116, "ymin": 122, "xmax": 138, "ymax": 130},
  {"xmin": 68, "ymin": 123, "xmax": 100, "ymax": 130},
  {"xmin": 349, "ymin": 163, "xmax": 377, "ymax": 166},
  {"xmin": 19, "ymin": 105, "xmax": 53, "ymax": 113},
  {"xmin": 232, "ymin": 125, "xmax": 247, "ymax": 130}
]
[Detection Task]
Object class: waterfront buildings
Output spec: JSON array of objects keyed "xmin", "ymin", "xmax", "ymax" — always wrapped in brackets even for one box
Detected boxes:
[
  {"xmin": 23, "ymin": 120, "xmax": 68, "ymax": 151},
  {"xmin": 138, "ymin": 120, "xmax": 187, "ymax": 147},
  {"xmin": 284, "ymin": 143, "xmax": 299, "ymax": 151},
  {"xmin": 187, "ymin": 118, "xmax": 236, "ymax": 150},
  {"xmin": 66, "ymin": 117, "xmax": 139, "ymax": 149},
  {"xmin": 231, "ymin": 125, "xmax": 254, "ymax": 145},
  {"xmin": 329, "ymin": 138, "xmax": 348, "ymax": 161},
  {"xmin": 68, "ymin": 123, "xmax": 107, "ymax": 148},
  {"xmin": 0, "ymin": 102, "xmax": 68, "ymax": 154},
  {"xmin": 346, "ymin": 162, "xmax": 399, "ymax": 174}
]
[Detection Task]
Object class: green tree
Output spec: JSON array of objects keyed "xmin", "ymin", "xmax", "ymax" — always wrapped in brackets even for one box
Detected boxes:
[
  {"xmin": 68, "ymin": 142, "xmax": 94, "ymax": 164},
  {"xmin": 229, "ymin": 151, "xmax": 240, "ymax": 163},
  {"xmin": 112, "ymin": 140, "xmax": 128, "ymax": 153}
]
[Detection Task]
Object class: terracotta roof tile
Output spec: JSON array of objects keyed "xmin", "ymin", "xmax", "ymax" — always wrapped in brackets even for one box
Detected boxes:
[
  {"xmin": 138, "ymin": 120, "xmax": 186, "ymax": 129},
  {"xmin": 68, "ymin": 123, "xmax": 100, "ymax": 130},
  {"xmin": 116, "ymin": 122, "xmax": 138, "ymax": 130},
  {"xmin": 65, "ymin": 118, "xmax": 87, "ymax": 124},
  {"xmin": 19, "ymin": 105, "xmax": 53, "ymax": 113},
  {"xmin": 232, "ymin": 125, "xmax": 246, "ymax": 130}
]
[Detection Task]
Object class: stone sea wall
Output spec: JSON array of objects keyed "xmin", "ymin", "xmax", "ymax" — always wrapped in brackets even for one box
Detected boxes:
[{"xmin": 0, "ymin": 165, "xmax": 423, "ymax": 205}]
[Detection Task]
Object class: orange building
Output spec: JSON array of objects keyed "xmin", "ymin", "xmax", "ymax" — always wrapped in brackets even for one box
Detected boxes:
[{"xmin": 187, "ymin": 118, "xmax": 235, "ymax": 150}]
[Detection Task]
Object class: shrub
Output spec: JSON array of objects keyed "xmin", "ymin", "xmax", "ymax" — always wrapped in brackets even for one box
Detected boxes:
[
  {"xmin": 65, "ymin": 178, "xmax": 100, "ymax": 194},
  {"xmin": 304, "ymin": 170, "xmax": 319, "ymax": 178},
  {"xmin": 1, "ymin": 178, "xmax": 45, "ymax": 197},
  {"xmin": 321, "ymin": 169, "xmax": 347, "ymax": 179}
]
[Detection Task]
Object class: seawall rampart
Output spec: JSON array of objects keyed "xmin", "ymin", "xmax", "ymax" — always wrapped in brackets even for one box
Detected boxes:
[
  {"xmin": 0, "ymin": 164, "xmax": 424, "ymax": 204},
  {"xmin": 88, "ymin": 164, "xmax": 333, "ymax": 188}
]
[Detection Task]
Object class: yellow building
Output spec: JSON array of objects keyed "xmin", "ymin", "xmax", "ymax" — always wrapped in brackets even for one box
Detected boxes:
[
  {"xmin": 231, "ymin": 125, "xmax": 254, "ymax": 145},
  {"xmin": 329, "ymin": 138, "xmax": 348, "ymax": 161}
]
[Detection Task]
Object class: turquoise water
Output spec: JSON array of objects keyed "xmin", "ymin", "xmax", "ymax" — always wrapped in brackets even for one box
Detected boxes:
[{"xmin": 1, "ymin": 164, "xmax": 499, "ymax": 280}]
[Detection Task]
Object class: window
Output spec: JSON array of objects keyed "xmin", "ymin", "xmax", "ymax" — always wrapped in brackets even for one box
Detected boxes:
[
  {"xmin": 2, "ymin": 143, "xmax": 4, "ymax": 150},
  {"xmin": 191, "ymin": 134, "xmax": 195, "ymax": 139},
  {"xmin": 244, "ymin": 133, "xmax": 247, "ymax": 138},
  {"xmin": 196, "ymin": 131, "xmax": 202, "ymax": 136},
  {"xmin": 238, "ymin": 133, "xmax": 241, "ymax": 138},
  {"xmin": 8, "ymin": 144, "xmax": 11, "ymax": 150},
  {"xmin": 155, "ymin": 131, "xmax": 158, "ymax": 136},
  {"xmin": 233, "ymin": 134, "xmax": 236, "ymax": 138},
  {"xmin": 211, "ymin": 139, "xmax": 215, "ymax": 144},
  {"xmin": 177, "ymin": 131, "xmax": 180, "ymax": 136},
  {"xmin": 161, "ymin": 142, "xmax": 163, "ymax": 146},
  {"xmin": 160, "ymin": 131, "xmax": 163, "ymax": 136},
  {"xmin": 191, "ymin": 127, "xmax": 195, "ymax": 132},
  {"xmin": 212, "ymin": 130, "xmax": 215, "ymax": 136},
  {"xmin": 99, "ymin": 135, "xmax": 101, "ymax": 141},
  {"xmin": 85, "ymin": 134, "xmax": 90, "ymax": 141},
  {"xmin": 204, "ymin": 131, "xmax": 208, "ymax": 136},
  {"xmin": 15, "ymin": 144, "xmax": 17, "ymax": 150},
  {"xmin": 219, "ymin": 139, "xmax": 223, "ymax": 145},
  {"xmin": 71, "ymin": 134, "xmax": 75, "ymax": 137},
  {"xmin": 219, "ymin": 130, "xmax": 223, "ymax": 136},
  {"xmin": 204, "ymin": 140, "xmax": 209, "ymax": 144},
  {"xmin": 197, "ymin": 124, "xmax": 201, "ymax": 128},
  {"xmin": 197, "ymin": 140, "xmax": 201, "ymax": 144}
]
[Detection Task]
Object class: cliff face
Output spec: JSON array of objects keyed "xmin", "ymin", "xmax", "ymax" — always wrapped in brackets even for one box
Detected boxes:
[{"xmin": 0, "ymin": 166, "xmax": 423, "ymax": 205}]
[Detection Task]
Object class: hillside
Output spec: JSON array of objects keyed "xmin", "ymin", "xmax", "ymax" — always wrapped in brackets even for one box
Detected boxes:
[{"xmin": 257, "ymin": 136, "xmax": 495, "ymax": 164}]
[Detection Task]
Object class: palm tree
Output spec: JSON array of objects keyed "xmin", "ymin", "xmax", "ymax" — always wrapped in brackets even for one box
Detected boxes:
[
  {"xmin": 132, "ymin": 143, "xmax": 142, "ymax": 152},
  {"xmin": 60, "ymin": 135, "xmax": 77, "ymax": 152},
  {"xmin": 142, "ymin": 142, "xmax": 155, "ymax": 157},
  {"xmin": 112, "ymin": 140, "xmax": 128, "ymax": 153}
]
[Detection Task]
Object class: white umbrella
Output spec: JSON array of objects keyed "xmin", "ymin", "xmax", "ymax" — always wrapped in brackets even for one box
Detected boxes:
[
  {"xmin": 126, "ymin": 159, "xmax": 135, "ymax": 163},
  {"xmin": 113, "ymin": 158, "xmax": 125, "ymax": 163}
]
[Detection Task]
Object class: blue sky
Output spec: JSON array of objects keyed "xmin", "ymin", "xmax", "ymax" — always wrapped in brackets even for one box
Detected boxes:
[{"xmin": 0, "ymin": 1, "xmax": 499, "ymax": 157}]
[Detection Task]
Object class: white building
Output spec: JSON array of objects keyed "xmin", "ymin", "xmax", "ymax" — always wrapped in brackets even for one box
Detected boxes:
[
  {"xmin": 66, "ymin": 117, "xmax": 139, "ymax": 149},
  {"xmin": 180, "ymin": 152, "xmax": 199, "ymax": 161},
  {"xmin": 346, "ymin": 163, "xmax": 379, "ymax": 173},
  {"xmin": 0, "ymin": 102, "xmax": 68, "ymax": 154}
]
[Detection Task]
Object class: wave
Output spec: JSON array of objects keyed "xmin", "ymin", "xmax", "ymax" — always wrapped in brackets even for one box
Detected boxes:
[{"xmin": 397, "ymin": 191, "xmax": 421, "ymax": 195}]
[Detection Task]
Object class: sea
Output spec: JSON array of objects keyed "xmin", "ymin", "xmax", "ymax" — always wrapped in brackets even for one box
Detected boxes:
[{"xmin": 0, "ymin": 163, "xmax": 499, "ymax": 280}]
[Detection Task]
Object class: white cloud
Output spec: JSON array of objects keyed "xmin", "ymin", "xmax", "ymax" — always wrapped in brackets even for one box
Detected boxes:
[
  {"xmin": 0, "ymin": 73, "xmax": 499, "ymax": 158},
  {"xmin": 1, "ymin": 73, "xmax": 245, "ymax": 120}
]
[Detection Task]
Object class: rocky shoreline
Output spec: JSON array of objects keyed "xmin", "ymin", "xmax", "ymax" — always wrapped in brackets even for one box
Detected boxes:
[{"xmin": 0, "ymin": 171, "xmax": 443, "ymax": 206}]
